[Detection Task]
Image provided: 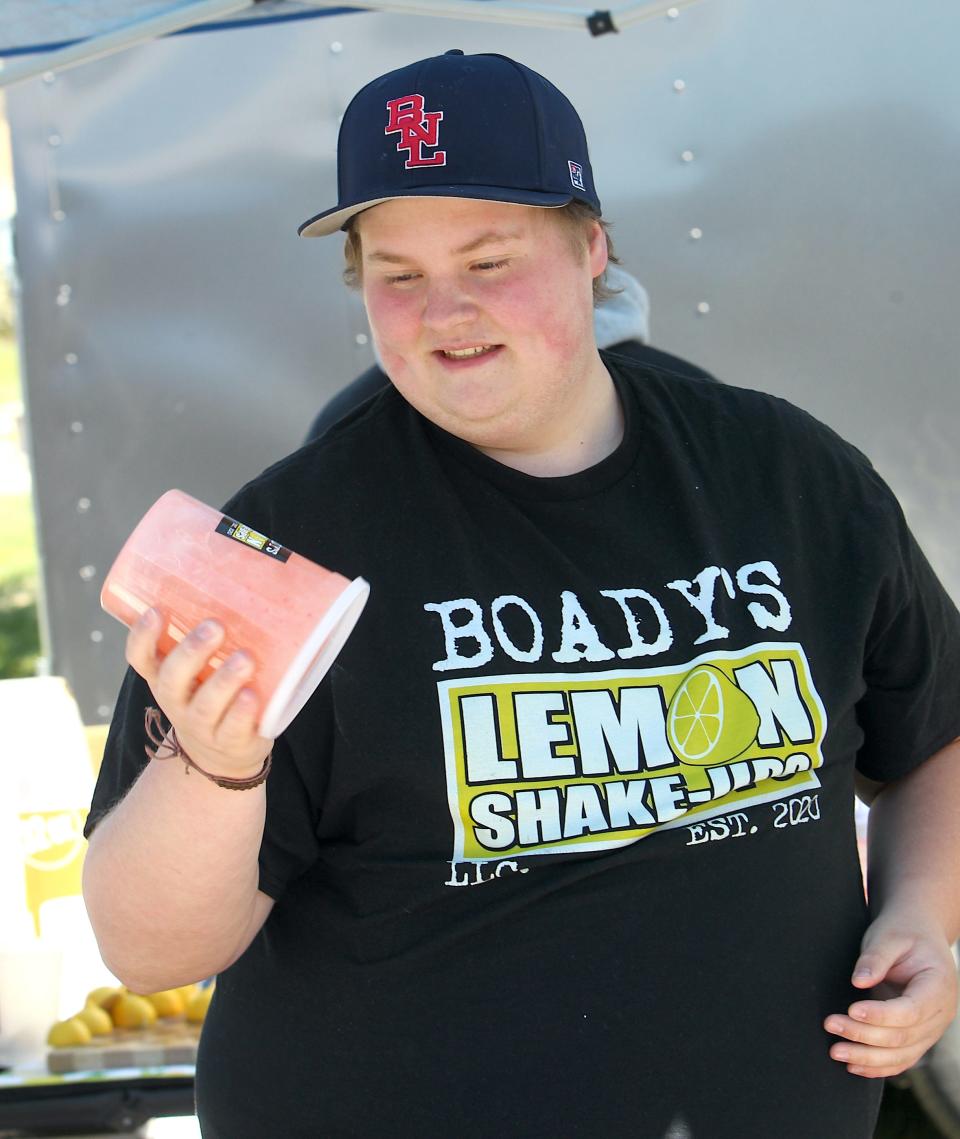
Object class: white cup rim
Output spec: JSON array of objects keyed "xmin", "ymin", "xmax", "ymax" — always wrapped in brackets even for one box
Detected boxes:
[{"xmin": 259, "ymin": 576, "xmax": 370, "ymax": 738}]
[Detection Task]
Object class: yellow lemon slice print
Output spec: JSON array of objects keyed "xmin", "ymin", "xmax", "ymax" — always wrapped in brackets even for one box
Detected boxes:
[{"xmin": 666, "ymin": 664, "xmax": 761, "ymax": 766}]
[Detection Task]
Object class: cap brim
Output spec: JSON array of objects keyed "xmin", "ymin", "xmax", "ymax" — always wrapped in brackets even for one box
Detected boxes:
[{"xmin": 298, "ymin": 185, "xmax": 576, "ymax": 237}]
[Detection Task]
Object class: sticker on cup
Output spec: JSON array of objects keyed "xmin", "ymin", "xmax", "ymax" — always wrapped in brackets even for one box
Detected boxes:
[{"xmin": 100, "ymin": 489, "xmax": 370, "ymax": 737}]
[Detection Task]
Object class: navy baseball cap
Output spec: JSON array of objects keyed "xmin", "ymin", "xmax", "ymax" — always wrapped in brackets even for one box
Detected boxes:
[{"xmin": 298, "ymin": 49, "xmax": 601, "ymax": 237}]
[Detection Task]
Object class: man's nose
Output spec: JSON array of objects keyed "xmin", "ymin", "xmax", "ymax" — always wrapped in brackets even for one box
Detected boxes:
[{"xmin": 421, "ymin": 280, "xmax": 478, "ymax": 329}]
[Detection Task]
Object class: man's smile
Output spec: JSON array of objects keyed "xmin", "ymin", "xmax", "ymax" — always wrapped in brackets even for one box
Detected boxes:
[{"xmin": 434, "ymin": 344, "xmax": 504, "ymax": 365}]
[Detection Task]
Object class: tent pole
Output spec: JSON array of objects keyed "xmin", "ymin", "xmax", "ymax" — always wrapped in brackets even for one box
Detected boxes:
[
  {"xmin": 289, "ymin": 0, "xmax": 702, "ymax": 35},
  {"xmin": 0, "ymin": 0, "xmax": 705, "ymax": 87}
]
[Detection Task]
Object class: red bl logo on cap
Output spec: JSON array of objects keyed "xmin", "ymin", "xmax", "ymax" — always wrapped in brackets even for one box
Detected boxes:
[{"xmin": 385, "ymin": 94, "xmax": 447, "ymax": 169}]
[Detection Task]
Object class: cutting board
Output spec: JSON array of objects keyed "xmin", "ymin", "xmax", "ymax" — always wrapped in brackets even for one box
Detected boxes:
[{"xmin": 46, "ymin": 1018, "xmax": 201, "ymax": 1073}]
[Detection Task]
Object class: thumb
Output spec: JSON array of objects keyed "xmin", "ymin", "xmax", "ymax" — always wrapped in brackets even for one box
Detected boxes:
[{"xmin": 852, "ymin": 927, "xmax": 912, "ymax": 989}]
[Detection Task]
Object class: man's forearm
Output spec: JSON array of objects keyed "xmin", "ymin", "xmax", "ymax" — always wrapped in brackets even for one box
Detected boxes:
[
  {"xmin": 866, "ymin": 736, "xmax": 960, "ymax": 941},
  {"xmin": 83, "ymin": 753, "xmax": 268, "ymax": 993}
]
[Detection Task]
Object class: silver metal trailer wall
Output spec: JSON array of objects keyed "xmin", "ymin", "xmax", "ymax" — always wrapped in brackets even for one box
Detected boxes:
[{"xmin": 7, "ymin": 0, "xmax": 960, "ymax": 723}]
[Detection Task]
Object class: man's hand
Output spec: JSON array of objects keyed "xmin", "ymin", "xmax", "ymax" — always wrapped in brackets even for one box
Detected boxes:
[
  {"xmin": 825, "ymin": 915, "xmax": 959, "ymax": 1078},
  {"xmin": 127, "ymin": 607, "xmax": 272, "ymax": 780}
]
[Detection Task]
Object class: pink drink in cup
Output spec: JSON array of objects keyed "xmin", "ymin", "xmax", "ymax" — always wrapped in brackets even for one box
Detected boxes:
[{"xmin": 100, "ymin": 490, "xmax": 370, "ymax": 737}]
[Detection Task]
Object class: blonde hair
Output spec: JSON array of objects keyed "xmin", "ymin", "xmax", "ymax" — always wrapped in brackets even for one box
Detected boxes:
[{"xmin": 342, "ymin": 199, "xmax": 621, "ymax": 304}]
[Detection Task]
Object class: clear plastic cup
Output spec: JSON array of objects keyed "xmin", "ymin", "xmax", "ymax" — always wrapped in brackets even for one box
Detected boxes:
[{"xmin": 100, "ymin": 489, "xmax": 369, "ymax": 737}]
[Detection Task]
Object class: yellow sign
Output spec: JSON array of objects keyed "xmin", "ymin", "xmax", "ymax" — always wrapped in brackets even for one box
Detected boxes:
[
  {"xmin": 19, "ymin": 809, "xmax": 89, "ymax": 937},
  {"xmin": 438, "ymin": 642, "xmax": 827, "ymax": 862}
]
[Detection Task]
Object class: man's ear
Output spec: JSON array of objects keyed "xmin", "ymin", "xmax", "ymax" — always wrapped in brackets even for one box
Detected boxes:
[{"xmin": 587, "ymin": 220, "xmax": 608, "ymax": 278}]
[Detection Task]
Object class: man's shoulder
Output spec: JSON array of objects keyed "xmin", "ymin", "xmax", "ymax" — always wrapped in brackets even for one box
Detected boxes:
[
  {"xmin": 224, "ymin": 387, "xmax": 414, "ymax": 530},
  {"xmin": 305, "ymin": 366, "xmax": 391, "ymax": 443},
  {"xmin": 607, "ymin": 351, "xmax": 884, "ymax": 483},
  {"xmin": 600, "ymin": 343, "xmax": 718, "ymax": 384},
  {"xmin": 267, "ymin": 386, "xmax": 408, "ymax": 476}
]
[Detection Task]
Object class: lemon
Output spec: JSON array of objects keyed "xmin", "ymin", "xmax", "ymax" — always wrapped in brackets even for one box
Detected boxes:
[
  {"xmin": 667, "ymin": 664, "xmax": 760, "ymax": 766},
  {"xmin": 144, "ymin": 989, "xmax": 185, "ymax": 1018},
  {"xmin": 87, "ymin": 985, "xmax": 123, "ymax": 1010},
  {"xmin": 76, "ymin": 1003, "xmax": 114, "ymax": 1036},
  {"xmin": 47, "ymin": 1017, "xmax": 93, "ymax": 1048},
  {"xmin": 185, "ymin": 985, "xmax": 214, "ymax": 1024},
  {"xmin": 112, "ymin": 992, "xmax": 159, "ymax": 1029},
  {"xmin": 176, "ymin": 983, "xmax": 199, "ymax": 1007}
]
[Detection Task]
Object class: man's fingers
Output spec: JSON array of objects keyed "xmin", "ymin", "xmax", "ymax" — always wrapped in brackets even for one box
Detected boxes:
[
  {"xmin": 825, "ymin": 970, "xmax": 944, "ymax": 1047},
  {"xmin": 848, "ymin": 993, "xmax": 924, "ymax": 1030},
  {"xmin": 851, "ymin": 935, "xmax": 912, "ymax": 989},
  {"xmin": 125, "ymin": 607, "xmax": 164, "ymax": 684},
  {"xmin": 215, "ymin": 686, "xmax": 263, "ymax": 750},
  {"xmin": 828, "ymin": 1038, "xmax": 931, "ymax": 1079},
  {"xmin": 825, "ymin": 958, "xmax": 957, "ymax": 1079},
  {"xmin": 188, "ymin": 650, "xmax": 255, "ymax": 730},
  {"xmin": 127, "ymin": 614, "xmax": 269, "ymax": 775},
  {"xmin": 150, "ymin": 619, "xmax": 226, "ymax": 709},
  {"xmin": 860, "ymin": 966, "xmax": 950, "ymax": 1026},
  {"xmin": 826, "ymin": 1012, "xmax": 917, "ymax": 1049},
  {"xmin": 826, "ymin": 1011, "xmax": 940, "ymax": 1078}
]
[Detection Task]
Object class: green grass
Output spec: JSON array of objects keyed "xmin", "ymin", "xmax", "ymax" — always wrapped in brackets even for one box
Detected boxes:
[
  {"xmin": 0, "ymin": 335, "xmax": 20, "ymax": 405},
  {"xmin": 0, "ymin": 579, "xmax": 40, "ymax": 677},
  {"xmin": 0, "ymin": 332, "xmax": 41, "ymax": 677},
  {"xmin": 0, "ymin": 490, "xmax": 39, "ymax": 583}
]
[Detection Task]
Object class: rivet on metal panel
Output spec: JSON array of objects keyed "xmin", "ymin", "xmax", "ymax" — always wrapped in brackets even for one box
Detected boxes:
[
  {"xmin": 65, "ymin": 352, "xmax": 79, "ymax": 365},
  {"xmin": 689, "ymin": 227, "xmax": 703, "ymax": 240},
  {"xmin": 680, "ymin": 150, "xmax": 695, "ymax": 163},
  {"xmin": 56, "ymin": 285, "xmax": 72, "ymax": 306},
  {"xmin": 53, "ymin": 210, "xmax": 66, "ymax": 223},
  {"xmin": 48, "ymin": 134, "xmax": 62, "ymax": 148},
  {"xmin": 667, "ymin": 7, "xmax": 680, "ymax": 18},
  {"xmin": 696, "ymin": 302, "xmax": 711, "ymax": 315},
  {"xmin": 90, "ymin": 630, "xmax": 104, "ymax": 643},
  {"xmin": 330, "ymin": 41, "xmax": 343, "ymax": 54},
  {"xmin": 79, "ymin": 565, "xmax": 96, "ymax": 581},
  {"xmin": 70, "ymin": 421, "xmax": 84, "ymax": 434},
  {"xmin": 673, "ymin": 80, "xmax": 686, "ymax": 93},
  {"xmin": 42, "ymin": 72, "xmax": 56, "ymax": 85},
  {"xmin": 97, "ymin": 704, "xmax": 112, "ymax": 719},
  {"xmin": 355, "ymin": 333, "xmax": 368, "ymax": 346},
  {"xmin": 77, "ymin": 498, "xmax": 92, "ymax": 513}
]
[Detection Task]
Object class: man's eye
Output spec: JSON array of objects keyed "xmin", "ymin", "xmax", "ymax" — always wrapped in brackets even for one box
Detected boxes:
[
  {"xmin": 385, "ymin": 272, "xmax": 421, "ymax": 285},
  {"xmin": 474, "ymin": 260, "xmax": 509, "ymax": 272}
]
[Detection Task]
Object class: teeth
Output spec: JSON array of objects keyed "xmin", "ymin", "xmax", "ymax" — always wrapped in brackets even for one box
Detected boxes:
[{"xmin": 441, "ymin": 345, "xmax": 496, "ymax": 359}]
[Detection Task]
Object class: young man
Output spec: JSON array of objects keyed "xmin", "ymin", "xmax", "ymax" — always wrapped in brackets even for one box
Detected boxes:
[{"xmin": 84, "ymin": 51, "xmax": 960, "ymax": 1138}]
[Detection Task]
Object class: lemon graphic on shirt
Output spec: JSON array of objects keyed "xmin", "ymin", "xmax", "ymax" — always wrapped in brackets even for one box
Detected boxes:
[{"xmin": 666, "ymin": 664, "xmax": 761, "ymax": 765}]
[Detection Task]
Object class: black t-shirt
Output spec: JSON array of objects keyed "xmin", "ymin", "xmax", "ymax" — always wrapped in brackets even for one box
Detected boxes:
[{"xmin": 88, "ymin": 356, "xmax": 960, "ymax": 1138}]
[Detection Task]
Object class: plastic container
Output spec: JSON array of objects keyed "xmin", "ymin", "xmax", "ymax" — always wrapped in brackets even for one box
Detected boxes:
[
  {"xmin": 100, "ymin": 490, "xmax": 369, "ymax": 737},
  {"xmin": 0, "ymin": 944, "xmax": 63, "ymax": 1067}
]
